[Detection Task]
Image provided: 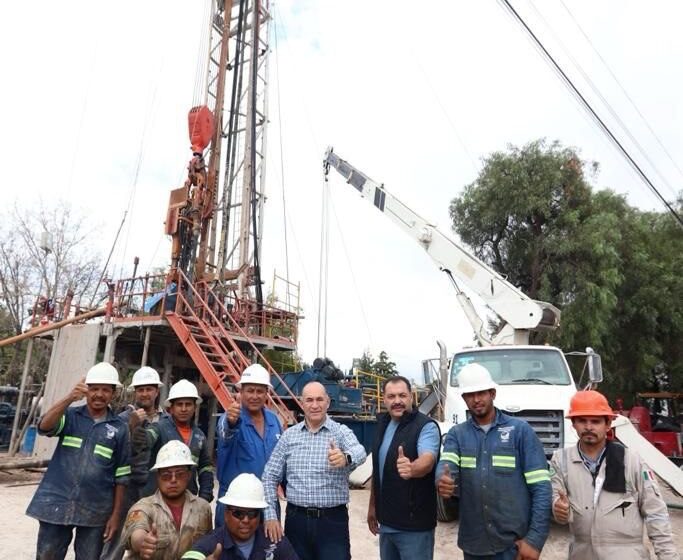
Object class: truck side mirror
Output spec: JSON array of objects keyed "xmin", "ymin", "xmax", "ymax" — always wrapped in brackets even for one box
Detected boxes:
[{"xmin": 586, "ymin": 347, "xmax": 603, "ymax": 383}]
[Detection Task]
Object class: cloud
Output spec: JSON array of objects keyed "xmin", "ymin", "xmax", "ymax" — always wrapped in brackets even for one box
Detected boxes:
[{"xmin": 3, "ymin": 0, "xmax": 682, "ymax": 377}]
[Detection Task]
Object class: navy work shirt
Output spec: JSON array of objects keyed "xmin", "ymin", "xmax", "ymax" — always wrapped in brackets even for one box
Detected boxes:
[{"xmin": 27, "ymin": 404, "xmax": 131, "ymax": 527}]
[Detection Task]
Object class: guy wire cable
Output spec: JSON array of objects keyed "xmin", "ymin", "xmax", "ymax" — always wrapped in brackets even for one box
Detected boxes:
[{"xmin": 499, "ymin": 0, "xmax": 683, "ymax": 228}]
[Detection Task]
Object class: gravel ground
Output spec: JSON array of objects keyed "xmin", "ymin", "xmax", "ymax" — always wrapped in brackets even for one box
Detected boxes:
[{"xmin": 1, "ymin": 469, "xmax": 681, "ymax": 559}]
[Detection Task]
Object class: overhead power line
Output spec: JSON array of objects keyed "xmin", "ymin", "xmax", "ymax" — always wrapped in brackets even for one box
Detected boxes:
[
  {"xmin": 529, "ymin": 1, "xmax": 679, "ymax": 201},
  {"xmin": 559, "ymin": 0, "xmax": 683, "ymax": 187},
  {"xmin": 499, "ymin": 0, "xmax": 683, "ymax": 228}
]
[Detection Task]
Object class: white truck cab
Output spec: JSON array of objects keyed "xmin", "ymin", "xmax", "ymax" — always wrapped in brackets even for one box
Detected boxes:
[{"xmin": 443, "ymin": 346, "xmax": 579, "ymax": 456}]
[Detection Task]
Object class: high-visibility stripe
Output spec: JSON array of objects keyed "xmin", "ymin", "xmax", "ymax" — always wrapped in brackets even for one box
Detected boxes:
[
  {"xmin": 199, "ymin": 465, "xmax": 214, "ymax": 474},
  {"xmin": 492, "ymin": 455, "xmax": 516, "ymax": 468},
  {"xmin": 441, "ymin": 452, "xmax": 460, "ymax": 466},
  {"xmin": 55, "ymin": 415, "xmax": 66, "ymax": 436},
  {"xmin": 460, "ymin": 456, "xmax": 477, "ymax": 469},
  {"xmin": 191, "ymin": 455, "xmax": 199, "ymax": 464},
  {"xmin": 116, "ymin": 465, "xmax": 132, "ymax": 477},
  {"xmin": 62, "ymin": 436, "xmax": 83, "ymax": 449},
  {"xmin": 524, "ymin": 469, "xmax": 551, "ymax": 484},
  {"xmin": 181, "ymin": 552, "xmax": 207, "ymax": 560},
  {"xmin": 94, "ymin": 444, "xmax": 114, "ymax": 459}
]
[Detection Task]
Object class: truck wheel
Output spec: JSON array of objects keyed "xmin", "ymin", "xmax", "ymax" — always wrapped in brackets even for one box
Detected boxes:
[{"xmin": 436, "ymin": 495, "xmax": 459, "ymax": 522}]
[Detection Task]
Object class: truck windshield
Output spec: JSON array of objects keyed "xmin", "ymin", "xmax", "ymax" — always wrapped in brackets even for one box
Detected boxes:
[{"xmin": 450, "ymin": 349, "xmax": 571, "ymax": 386}]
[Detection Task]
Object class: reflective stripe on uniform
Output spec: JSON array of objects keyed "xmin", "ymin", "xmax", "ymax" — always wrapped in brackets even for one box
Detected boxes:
[
  {"xmin": 441, "ymin": 451, "xmax": 460, "ymax": 466},
  {"xmin": 181, "ymin": 551, "xmax": 207, "ymax": 559},
  {"xmin": 492, "ymin": 455, "xmax": 516, "ymax": 468},
  {"xmin": 115, "ymin": 465, "xmax": 132, "ymax": 477},
  {"xmin": 62, "ymin": 435, "xmax": 83, "ymax": 448},
  {"xmin": 460, "ymin": 456, "xmax": 477, "ymax": 469},
  {"xmin": 55, "ymin": 415, "xmax": 66, "ymax": 436},
  {"xmin": 94, "ymin": 444, "xmax": 114, "ymax": 459},
  {"xmin": 524, "ymin": 469, "xmax": 550, "ymax": 484},
  {"xmin": 191, "ymin": 455, "xmax": 199, "ymax": 464},
  {"xmin": 199, "ymin": 465, "xmax": 214, "ymax": 474}
]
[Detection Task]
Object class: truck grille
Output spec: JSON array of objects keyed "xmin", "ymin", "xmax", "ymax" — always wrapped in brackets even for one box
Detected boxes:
[{"xmin": 506, "ymin": 409, "xmax": 563, "ymax": 459}]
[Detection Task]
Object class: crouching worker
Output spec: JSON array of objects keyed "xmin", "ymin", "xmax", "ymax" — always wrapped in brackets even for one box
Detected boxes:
[
  {"xmin": 122, "ymin": 440, "xmax": 212, "ymax": 559},
  {"xmin": 182, "ymin": 473, "xmax": 300, "ymax": 560}
]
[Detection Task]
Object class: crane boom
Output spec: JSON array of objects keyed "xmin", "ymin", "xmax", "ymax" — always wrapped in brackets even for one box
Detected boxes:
[{"xmin": 323, "ymin": 147, "xmax": 560, "ymax": 345}]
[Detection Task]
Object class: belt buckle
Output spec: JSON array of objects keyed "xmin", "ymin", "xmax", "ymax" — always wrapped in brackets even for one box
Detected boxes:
[{"xmin": 305, "ymin": 507, "xmax": 322, "ymax": 518}]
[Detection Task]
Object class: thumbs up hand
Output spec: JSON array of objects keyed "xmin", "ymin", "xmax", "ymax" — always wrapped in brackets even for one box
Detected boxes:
[
  {"xmin": 227, "ymin": 396, "xmax": 241, "ymax": 426},
  {"xmin": 328, "ymin": 439, "xmax": 347, "ymax": 468},
  {"xmin": 553, "ymin": 490, "xmax": 571, "ymax": 523},
  {"xmin": 70, "ymin": 377, "xmax": 88, "ymax": 402},
  {"xmin": 396, "ymin": 445, "xmax": 413, "ymax": 480},
  {"xmin": 139, "ymin": 524, "xmax": 159, "ymax": 559},
  {"xmin": 206, "ymin": 542, "xmax": 223, "ymax": 559},
  {"xmin": 437, "ymin": 464, "xmax": 457, "ymax": 498}
]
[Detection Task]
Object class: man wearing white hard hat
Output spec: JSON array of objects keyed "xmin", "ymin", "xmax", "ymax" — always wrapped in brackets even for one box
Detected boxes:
[
  {"xmin": 101, "ymin": 367, "xmax": 166, "ymax": 560},
  {"xmin": 122, "ymin": 440, "xmax": 212, "ymax": 560},
  {"xmin": 182, "ymin": 473, "xmax": 300, "ymax": 560},
  {"xmin": 26, "ymin": 362, "xmax": 131, "ymax": 559},
  {"xmin": 436, "ymin": 363, "xmax": 551, "ymax": 560},
  {"xmin": 215, "ymin": 363, "xmax": 283, "ymax": 527},
  {"xmin": 143, "ymin": 379, "xmax": 214, "ymax": 503}
]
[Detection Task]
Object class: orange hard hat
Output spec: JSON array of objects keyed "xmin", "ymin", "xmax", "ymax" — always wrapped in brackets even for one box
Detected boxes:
[{"xmin": 566, "ymin": 390, "xmax": 616, "ymax": 418}]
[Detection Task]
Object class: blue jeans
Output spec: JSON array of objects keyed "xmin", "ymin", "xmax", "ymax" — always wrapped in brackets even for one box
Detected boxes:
[
  {"xmin": 464, "ymin": 545, "xmax": 517, "ymax": 560},
  {"xmin": 284, "ymin": 504, "xmax": 350, "ymax": 560},
  {"xmin": 37, "ymin": 521, "xmax": 104, "ymax": 560},
  {"xmin": 379, "ymin": 529, "xmax": 435, "ymax": 560}
]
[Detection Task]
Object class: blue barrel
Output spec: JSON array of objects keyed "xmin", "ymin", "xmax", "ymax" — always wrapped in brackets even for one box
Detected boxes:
[{"xmin": 21, "ymin": 425, "xmax": 37, "ymax": 454}]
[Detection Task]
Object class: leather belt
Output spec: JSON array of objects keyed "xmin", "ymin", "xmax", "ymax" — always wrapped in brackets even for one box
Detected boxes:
[{"xmin": 287, "ymin": 503, "xmax": 346, "ymax": 518}]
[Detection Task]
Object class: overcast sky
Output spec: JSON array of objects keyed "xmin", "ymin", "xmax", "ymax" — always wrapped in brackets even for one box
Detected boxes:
[{"xmin": 2, "ymin": 1, "xmax": 682, "ymax": 379}]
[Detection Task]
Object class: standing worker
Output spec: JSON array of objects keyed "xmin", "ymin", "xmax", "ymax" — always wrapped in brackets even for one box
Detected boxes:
[
  {"xmin": 367, "ymin": 375, "xmax": 441, "ymax": 559},
  {"xmin": 182, "ymin": 473, "xmax": 300, "ymax": 560},
  {"xmin": 550, "ymin": 390, "xmax": 679, "ymax": 560},
  {"xmin": 121, "ymin": 440, "xmax": 212, "ymax": 559},
  {"xmin": 215, "ymin": 363, "xmax": 283, "ymax": 527},
  {"xmin": 436, "ymin": 363, "xmax": 551, "ymax": 560},
  {"xmin": 26, "ymin": 362, "xmax": 131, "ymax": 559},
  {"xmin": 144, "ymin": 379, "xmax": 214, "ymax": 503},
  {"xmin": 101, "ymin": 366, "xmax": 166, "ymax": 560},
  {"xmin": 262, "ymin": 381, "xmax": 367, "ymax": 560}
]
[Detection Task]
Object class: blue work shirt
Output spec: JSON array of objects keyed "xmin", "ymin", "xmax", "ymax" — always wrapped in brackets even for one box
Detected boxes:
[
  {"xmin": 26, "ymin": 404, "xmax": 131, "ymax": 527},
  {"xmin": 182, "ymin": 525, "xmax": 300, "ymax": 560},
  {"xmin": 437, "ymin": 409, "xmax": 551, "ymax": 555},
  {"xmin": 215, "ymin": 407, "xmax": 282, "ymax": 526}
]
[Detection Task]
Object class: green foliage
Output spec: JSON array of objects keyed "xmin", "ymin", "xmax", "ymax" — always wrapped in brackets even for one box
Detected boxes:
[
  {"xmin": 373, "ymin": 351, "xmax": 398, "ymax": 378},
  {"xmin": 450, "ymin": 139, "xmax": 682, "ymax": 403},
  {"xmin": 354, "ymin": 349, "xmax": 398, "ymax": 381}
]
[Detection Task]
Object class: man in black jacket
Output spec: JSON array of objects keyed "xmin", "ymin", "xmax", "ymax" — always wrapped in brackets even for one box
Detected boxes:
[{"xmin": 367, "ymin": 375, "xmax": 441, "ymax": 560}]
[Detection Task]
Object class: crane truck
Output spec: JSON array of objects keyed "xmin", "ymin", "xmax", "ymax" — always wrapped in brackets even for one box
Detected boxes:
[{"xmin": 323, "ymin": 147, "xmax": 604, "ymax": 519}]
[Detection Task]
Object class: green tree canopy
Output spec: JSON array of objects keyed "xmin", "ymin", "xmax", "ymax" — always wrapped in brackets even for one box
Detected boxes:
[{"xmin": 449, "ymin": 139, "xmax": 682, "ymax": 402}]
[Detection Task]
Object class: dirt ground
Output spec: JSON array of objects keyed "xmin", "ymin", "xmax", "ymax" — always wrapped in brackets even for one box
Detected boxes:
[{"xmin": 1, "ymin": 469, "xmax": 681, "ymax": 559}]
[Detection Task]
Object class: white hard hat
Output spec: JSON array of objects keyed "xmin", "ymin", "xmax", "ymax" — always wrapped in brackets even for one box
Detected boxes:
[
  {"xmin": 85, "ymin": 362, "xmax": 121, "ymax": 387},
  {"xmin": 164, "ymin": 379, "xmax": 202, "ymax": 407},
  {"xmin": 238, "ymin": 363, "xmax": 272, "ymax": 387},
  {"xmin": 456, "ymin": 363, "xmax": 497, "ymax": 394},
  {"xmin": 150, "ymin": 440, "xmax": 196, "ymax": 471},
  {"xmin": 131, "ymin": 366, "xmax": 163, "ymax": 388},
  {"xmin": 218, "ymin": 473, "xmax": 268, "ymax": 508}
]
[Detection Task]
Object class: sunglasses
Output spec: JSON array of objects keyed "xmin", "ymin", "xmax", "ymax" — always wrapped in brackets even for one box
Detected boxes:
[
  {"xmin": 159, "ymin": 469, "xmax": 190, "ymax": 481},
  {"xmin": 228, "ymin": 508, "xmax": 260, "ymax": 521}
]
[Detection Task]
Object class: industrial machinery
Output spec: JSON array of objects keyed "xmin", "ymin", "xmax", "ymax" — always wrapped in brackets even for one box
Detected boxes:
[{"xmin": 323, "ymin": 148, "xmax": 603, "ymax": 518}]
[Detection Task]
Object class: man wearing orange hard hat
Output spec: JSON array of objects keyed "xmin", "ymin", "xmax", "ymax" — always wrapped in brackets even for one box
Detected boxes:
[{"xmin": 550, "ymin": 390, "xmax": 678, "ymax": 559}]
